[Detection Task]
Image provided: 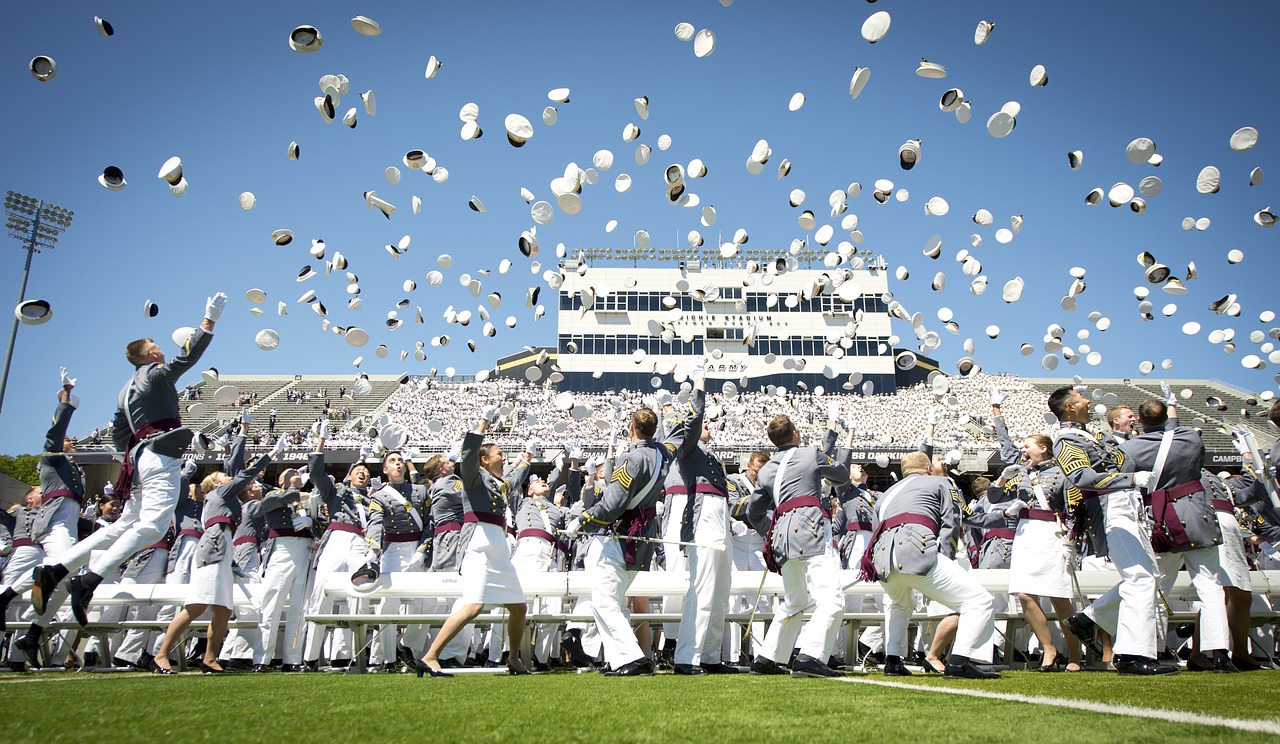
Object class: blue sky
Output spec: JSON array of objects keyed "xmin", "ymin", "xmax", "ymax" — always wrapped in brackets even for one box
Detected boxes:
[{"xmin": 1, "ymin": 0, "xmax": 1277, "ymax": 454}]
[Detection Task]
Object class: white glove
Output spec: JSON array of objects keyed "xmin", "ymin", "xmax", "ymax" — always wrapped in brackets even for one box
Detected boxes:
[
  {"xmin": 359, "ymin": 444, "xmax": 372, "ymax": 460},
  {"xmin": 69, "ymin": 394, "xmax": 81, "ymax": 409},
  {"xmin": 242, "ymin": 407, "xmax": 254, "ymax": 424},
  {"xmin": 317, "ymin": 420, "xmax": 329, "ymax": 440},
  {"xmin": 291, "ymin": 514, "xmax": 313, "ymax": 531},
  {"xmin": 406, "ymin": 551, "xmax": 427, "ymax": 570},
  {"xmin": 609, "ymin": 430, "xmax": 619, "ymax": 448},
  {"xmin": 585, "ymin": 456, "xmax": 602, "ymax": 472},
  {"xmin": 204, "ymin": 292, "xmax": 228, "ymax": 323},
  {"xmin": 1133, "ymin": 471, "xmax": 1155, "ymax": 488},
  {"xmin": 1000, "ymin": 464, "xmax": 1023, "ymax": 482},
  {"xmin": 481, "ymin": 405, "xmax": 500, "ymax": 424},
  {"xmin": 926, "ymin": 407, "xmax": 941, "ymax": 425},
  {"xmin": 641, "ymin": 394, "xmax": 656, "ymax": 410},
  {"xmin": 1003, "ymin": 498, "xmax": 1028, "ymax": 517},
  {"xmin": 690, "ymin": 361, "xmax": 705, "ymax": 382},
  {"xmin": 563, "ymin": 518, "xmax": 581, "ymax": 538},
  {"xmin": 59, "ymin": 367, "xmax": 77, "ymax": 389},
  {"xmin": 656, "ymin": 390, "xmax": 674, "ymax": 408},
  {"xmin": 568, "ymin": 441, "xmax": 584, "ymax": 461},
  {"xmin": 827, "ymin": 402, "xmax": 841, "ymax": 421},
  {"xmin": 989, "ymin": 386, "xmax": 1006, "ymax": 406},
  {"xmin": 1261, "ymin": 541, "xmax": 1280, "ymax": 559},
  {"xmin": 270, "ymin": 436, "xmax": 288, "ymax": 459},
  {"xmin": 554, "ymin": 453, "xmax": 566, "ymax": 470},
  {"xmin": 1160, "ymin": 381, "xmax": 1177, "ymax": 407},
  {"xmin": 524, "ymin": 438, "xmax": 539, "ymax": 456}
]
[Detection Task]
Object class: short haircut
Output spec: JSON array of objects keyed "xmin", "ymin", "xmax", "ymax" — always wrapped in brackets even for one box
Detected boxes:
[
  {"xmin": 1047, "ymin": 386, "xmax": 1075, "ymax": 421},
  {"xmin": 631, "ymin": 408, "xmax": 658, "ymax": 438},
  {"xmin": 970, "ymin": 476, "xmax": 991, "ymax": 497},
  {"xmin": 766, "ymin": 415, "xmax": 796, "ymax": 447},
  {"xmin": 1106, "ymin": 405, "xmax": 1133, "ymax": 427},
  {"xmin": 1138, "ymin": 397, "xmax": 1168, "ymax": 429},
  {"xmin": 421, "ymin": 455, "xmax": 450, "ymax": 481},
  {"xmin": 748, "ymin": 451, "xmax": 770, "ymax": 467},
  {"xmin": 900, "ymin": 451, "xmax": 931, "ymax": 475},
  {"xmin": 125, "ymin": 338, "xmax": 154, "ymax": 366}
]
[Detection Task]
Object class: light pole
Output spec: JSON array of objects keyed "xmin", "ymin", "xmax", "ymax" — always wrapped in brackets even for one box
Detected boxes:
[{"xmin": 1, "ymin": 191, "xmax": 73, "ymax": 415}]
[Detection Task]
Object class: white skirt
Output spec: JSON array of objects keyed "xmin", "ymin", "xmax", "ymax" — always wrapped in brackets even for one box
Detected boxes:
[
  {"xmin": 1008, "ymin": 518, "xmax": 1074, "ymax": 599},
  {"xmin": 460, "ymin": 522, "xmax": 525, "ymax": 605},
  {"xmin": 187, "ymin": 554, "xmax": 234, "ymax": 609},
  {"xmin": 1215, "ymin": 511, "xmax": 1252, "ymax": 591}
]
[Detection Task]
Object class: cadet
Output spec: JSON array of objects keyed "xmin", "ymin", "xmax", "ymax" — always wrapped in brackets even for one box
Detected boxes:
[{"xmin": 367, "ymin": 450, "xmax": 431, "ymax": 670}]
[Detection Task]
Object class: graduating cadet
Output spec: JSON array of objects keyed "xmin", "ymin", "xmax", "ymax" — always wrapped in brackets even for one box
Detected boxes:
[
  {"xmin": 254, "ymin": 459, "xmax": 314, "ymax": 672},
  {"xmin": 746, "ymin": 414, "xmax": 852, "ymax": 678},
  {"xmin": 861, "ymin": 451, "xmax": 998, "ymax": 679},
  {"xmin": 153, "ymin": 436, "xmax": 280, "ymax": 673},
  {"xmin": 563, "ymin": 406, "xmax": 675, "ymax": 677},
  {"xmin": 423, "ymin": 452, "xmax": 472, "ymax": 667},
  {"xmin": 32, "ymin": 293, "xmax": 227, "ymax": 625},
  {"xmin": 511, "ymin": 452, "xmax": 572, "ymax": 670},
  {"xmin": 367, "ymin": 450, "xmax": 430, "ymax": 670},
  {"xmin": 417, "ymin": 406, "xmax": 531, "ymax": 677},
  {"xmin": 1049, "ymin": 387, "xmax": 1170, "ymax": 676}
]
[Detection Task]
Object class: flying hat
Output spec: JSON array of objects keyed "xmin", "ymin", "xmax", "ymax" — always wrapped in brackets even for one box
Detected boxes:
[
  {"xmin": 98, "ymin": 166, "xmax": 126, "ymax": 191},
  {"xmin": 95, "ymin": 16, "xmax": 114, "ymax": 37},
  {"xmin": 289, "ymin": 25, "xmax": 322, "ymax": 53},
  {"xmin": 1230, "ymin": 127, "xmax": 1259, "ymax": 152},
  {"xmin": 693, "ymin": 28, "xmax": 716, "ymax": 57},
  {"xmin": 15, "ymin": 299, "xmax": 52, "ymax": 325},
  {"xmin": 916, "ymin": 59, "xmax": 946, "ymax": 78},
  {"xmin": 940, "ymin": 89, "xmax": 964, "ymax": 112},
  {"xmin": 287, "ymin": 141, "xmax": 300, "ymax": 160},
  {"xmin": 899, "ymin": 139, "xmax": 921, "ymax": 170},
  {"xmin": 29, "ymin": 56, "xmax": 56, "ymax": 82},
  {"xmin": 350, "ymin": 561, "xmax": 381, "ymax": 593},
  {"xmin": 849, "ymin": 67, "xmax": 871, "ymax": 100},
  {"xmin": 255, "ymin": 329, "xmax": 279, "ymax": 351},
  {"xmin": 1196, "ymin": 166, "xmax": 1221, "ymax": 194},
  {"xmin": 505, "ymin": 114, "xmax": 534, "ymax": 147},
  {"xmin": 351, "ymin": 16, "xmax": 381, "ymax": 35},
  {"xmin": 974, "ymin": 19, "xmax": 994, "ymax": 44},
  {"xmin": 143, "ymin": 300, "xmax": 159, "ymax": 318},
  {"xmin": 861, "ymin": 10, "xmax": 891, "ymax": 43},
  {"xmin": 1029, "ymin": 65, "xmax": 1048, "ymax": 86}
]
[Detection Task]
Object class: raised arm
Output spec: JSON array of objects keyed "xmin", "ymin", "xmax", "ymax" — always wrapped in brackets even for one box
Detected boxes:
[
  {"xmin": 157, "ymin": 294, "xmax": 224, "ymax": 385},
  {"xmin": 43, "ymin": 377, "xmax": 77, "ymax": 462}
]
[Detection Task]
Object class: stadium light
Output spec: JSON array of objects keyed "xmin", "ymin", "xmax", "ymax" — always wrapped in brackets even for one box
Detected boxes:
[{"xmin": 1, "ymin": 190, "xmax": 73, "ymax": 415}]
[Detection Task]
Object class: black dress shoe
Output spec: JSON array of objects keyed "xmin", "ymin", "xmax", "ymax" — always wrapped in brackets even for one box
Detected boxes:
[
  {"xmin": 604, "ymin": 659, "xmax": 655, "ymax": 677},
  {"xmin": 944, "ymin": 658, "xmax": 1001, "ymax": 679},
  {"xmin": 68, "ymin": 576, "xmax": 94, "ymax": 627},
  {"xmin": 198, "ymin": 661, "xmax": 224, "ymax": 674},
  {"xmin": 882, "ymin": 657, "xmax": 913, "ymax": 677},
  {"xmin": 151, "ymin": 660, "xmax": 176, "ymax": 676},
  {"xmin": 1114, "ymin": 655, "xmax": 1178, "ymax": 676},
  {"xmin": 31, "ymin": 565, "xmax": 66, "ymax": 616},
  {"xmin": 1210, "ymin": 650, "xmax": 1237, "ymax": 674},
  {"xmin": 0, "ymin": 588, "xmax": 15, "ymax": 632},
  {"xmin": 1232, "ymin": 655, "xmax": 1267, "ymax": 672},
  {"xmin": 329, "ymin": 658, "xmax": 351, "ymax": 669},
  {"xmin": 415, "ymin": 660, "xmax": 454, "ymax": 678},
  {"xmin": 223, "ymin": 659, "xmax": 253, "ymax": 671},
  {"xmin": 531, "ymin": 659, "xmax": 551, "ymax": 673},
  {"xmin": 113, "ymin": 656, "xmax": 142, "ymax": 671},
  {"xmin": 750, "ymin": 656, "xmax": 787, "ymax": 675},
  {"xmin": 700, "ymin": 662, "xmax": 740, "ymax": 674},
  {"xmin": 673, "ymin": 663, "xmax": 707, "ymax": 675},
  {"xmin": 1064, "ymin": 613, "xmax": 1104, "ymax": 658},
  {"xmin": 15, "ymin": 635, "xmax": 42, "ymax": 668},
  {"xmin": 251, "ymin": 664, "xmax": 276, "ymax": 673},
  {"xmin": 82, "ymin": 650, "xmax": 100, "ymax": 669},
  {"xmin": 791, "ymin": 653, "xmax": 842, "ymax": 678},
  {"xmin": 396, "ymin": 644, "xmax": 417, "ymax": 667}
]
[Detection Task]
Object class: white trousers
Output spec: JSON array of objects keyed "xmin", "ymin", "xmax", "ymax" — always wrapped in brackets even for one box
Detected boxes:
[
  {"xmin": 661, "ymin": 492, "xmax": 687, "ymax": 643},
  {"xmin": 1085, "ymin": 490, "xmax": 1159, "ymax": 658},
  {"xmin": 372, "ymin": 542, "xmax": 428, "ymax": 663},
  {"xmin": 513, "ymin": 537, "xmax": 563, "ymax": 664},
  {"xmin": 760, "ymin": 547, "xmax": 844, "ymax": 663},
  {"xmin": 882, "ymin": 555, "xmax": 995, "ymax": 662},
  {"xmin": 256, "ymin": 537, "xmax": 311, "ymax": 665},
  {"xmin": 675, "ymin": 496, "xmax": 731, "ymax": 666},
  {"xmin": 56, "ymin": 450, "xmax": 181, "ymax": 577},
  {"xmin": 725, "ymin": 530, "xmax": 768, "ymax": 661},
  {"xmin": 1, "ymin": 497, "xmax": 78, "ymax": 596},
  {"xmin": 303, "ymin": 530, "xmax": 367, "ymax": 662},
  {"xmin": 1155, "ymin": 549, "xmax": 1229, "ymax": 651},
  {"xmin": 587, "ymin": 535, "xmax": 644, "ymax": 668}
]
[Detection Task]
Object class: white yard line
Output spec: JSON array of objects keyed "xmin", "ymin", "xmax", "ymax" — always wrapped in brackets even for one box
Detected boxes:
[{"xmin": 833, "ymin": 676, "xmax": 1280, "ymax": 736}]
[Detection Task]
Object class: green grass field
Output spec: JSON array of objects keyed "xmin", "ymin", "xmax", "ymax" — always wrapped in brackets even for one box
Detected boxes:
[{"xmin": 2, "ymin": 669, "xmax": 1277, "ymax": 743}]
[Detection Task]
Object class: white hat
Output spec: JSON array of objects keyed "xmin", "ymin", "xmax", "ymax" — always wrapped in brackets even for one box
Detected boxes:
[
  {"xmin": 239, "ymin": 192, "xmax": 256, "ymax": 211},
  {"xmin": 254, "ymin": 329, "xmax": 279, "ymax": 351},
  {"xmin": 157, "ymin": 156, "xmax": 183, "ymax": 185},
  {"xmin": 1255, "ymin": 207, "xmax": 1277, "ymax": 228},
  {"xmin": 861, "ymin": 11, "xmax": 891, "ymax": 43},
  {"xmin": 14, "ymin": 299, "xmax": 51, "ymax": 326},
  {"xmin": 1029, "ymin": 64, "xmax": 1048, "ymax": 87},
  {"xmin": 98, "ymin": 166, "xmax": 126, "ymax": 191},
  {"xmin": 1002, "ymin": 276, "xmax": 1024, "ymax": 303},
  {"xmin": 899, "ymin": 139, "xmax": 921, "ymax": 170},
  {"xmin": 29, "ymin": 56, "xmax": 56, "ymax": 82},
  {"xmin": 788, "ymin": 92, "xmax": 805, "ymax": 112},
  {"xmin": 1196, "ymin": 166, "xmax": 1221, "ymax": 194},
  {"xmin": 849, "ymin": 67, "xmax": 871, "ymax": 99},
  {"xmin": 1250, "ymin": 167, "xmax": 1264, "ymax": 186},
  {"xmin": 95, "ymin": 16, "xmax": 114, "ymax": 37},
  {"xmin": 940, "ymin": 89, "xmax": 964, "ymax": 112},
  {"xmin": 987, "ymin": 111, "xmax": 1015, "ymax": 138},
  {"xmin": 974, "ymin": 20, "xmax": 994, "ymax": 45},
  {"xmin": 916, "ymin": 59, "xmax": 947, "ymax": 78},
  {"xmin": 1125, "ymin": 138, "xmax": 1155, "ymax": 164},
  {"xmin": 693, "ymin": 28, "xmax": 716, "ymax": 57},
  {"xmin": 1230, "ymin": 127, "xmax": 1259, "ymax": 152},
  {"xmin": 289, "ymin": 26, "xmax": 322, "ymax": 53},
  {"xmin": 143, "ymin": 300, "xmax": 159, "ymax": 318},
  {"xmin": 350, "ymin": 15, "xmax": 381, "ymax": 35},
  {"xmin": 505, "ymin": 114, "xmax": 534, "ymax": 147},
  {"xmin": 1068, "ymin": 150, "xmax": 1083, "ymax": 170}
]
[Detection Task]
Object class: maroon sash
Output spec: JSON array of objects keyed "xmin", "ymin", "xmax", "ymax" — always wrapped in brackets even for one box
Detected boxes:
[
  {"xmin": 1150, "ymin": 481, "xmax": 1203, "ymax": 554},
  {"xmin": 204, "ymin": 516, "xmax": 233, "ymax": 529},
  {"xmin": 464, "ymin": 511, "xmax": 506, "ymax": 528},
  {"xmin": 617, "ymin": 506, "xmax": 657, "ymax": 565},
  {"xmin": 763, "ymin": 495, "xmax": 827, "ymax": 574},
  {"xmin": 519, "ymin": 528, "xmax": 570, "ymax": 555},
  {"xmin": 112, "ymin": 418, "xmax": 182, "ymax": 503},
  {"xmin": 327, "ymin": 521, "xmax": 364, "ymax": 536},
  {"xmin": 433, "ymin": 521, "xmax": 462, "ymax": 536},
  {"xmin": 41, "ymin": 488, "xmax": 83, "ymax": 507},
  {"xmin": 1017, "ymin": 507, "xmax": 1062, "ymax": 523},
  {"xmin": 857, "ymin": 513, "xmax": 939, "ymax": 582}
]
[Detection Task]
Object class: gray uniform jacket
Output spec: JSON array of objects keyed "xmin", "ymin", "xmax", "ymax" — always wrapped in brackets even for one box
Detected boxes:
[
  {"xmin": 866, "ymin": 473, "xmax": 966, "ymax": 580},
  {"xmin": 964, "ymin": 490, "xmax": 1014, "ymax": 568},
  {"xmin": 746, "ymin": 439, "xmax": 852, "ymax": 570},
  {"xmin": 308, "ymin": 452, "xmax": 369, "ymax": 536},
  {"xmin": 583, "ymin": 438, "xmax": 675, "ymax": 570},
  {"xmin": 112, "ymin": 328, "xmax": 213, "ymax": 458},
  {"xmin": 665, "ymin": 390, "xmax": 732, "ymax": 543},
  {"xmin": 512, "ymin": 480, "xmax": 567, "ymax": 568},
  {"xmin": 368, "ymin": 480, "xmax": 429, "ymax": 554},
  {"xmin": 233, "ymin": 500, "xmax": 267, "ymax": 574},
  {"xmin": 1120, "ymin": 426, "xmax": 1221, "ymax": 551},
  {"xmin": 195, "ymin": 452, "xmax": 273, "ymax": 566},
  {"xmin": 456, "ymin": 431, "xmax": 530, "ymax": 557},
  {"xmin": 259, "ymin": 486, "xmax": 308, "ymax": 561},
  {"xmin": 38, "ymin": 401, "xmax": 84, "ymax": 537},
  {"xmin": 1053, "ymin": 422, "xmax": 1143, "ymax": 557},
  {"xmin": 833, "ymin": 484, "xmax": 878, "ymax": 569},
  {"xmin": 429, "ymin": 474, "xmax": 464, "ymax": 571}
]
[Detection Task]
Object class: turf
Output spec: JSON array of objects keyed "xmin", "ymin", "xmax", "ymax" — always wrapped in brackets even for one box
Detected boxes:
[{"xmin": 0, "ymin": 670, "xmax": 1275, "ymax": 743}]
